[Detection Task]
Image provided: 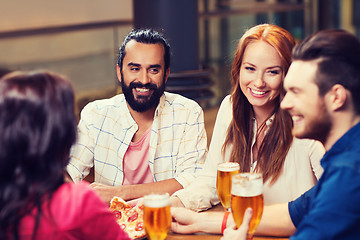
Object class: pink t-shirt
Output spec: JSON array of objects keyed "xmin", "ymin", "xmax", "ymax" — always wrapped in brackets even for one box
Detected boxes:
[
  {"xmin": 123, "ymin": 128, "xmax": 154, "ymax": 185},
  {"xmin": 19, "ymin": 182, "xmax": 130, "ymax": 240}
]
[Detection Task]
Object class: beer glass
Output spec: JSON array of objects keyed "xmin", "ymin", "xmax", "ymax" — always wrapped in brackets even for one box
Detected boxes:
[
  {"xmin": 216, "ymin": 162, "xmax": 240, "ymax": 211},
  {"xmin": 143, "ymin": 193, "xmax": 171, "ymax": 240},
  {"xmin": 231, "ymin": 173, "xmax": 264, "ymax": 239}
]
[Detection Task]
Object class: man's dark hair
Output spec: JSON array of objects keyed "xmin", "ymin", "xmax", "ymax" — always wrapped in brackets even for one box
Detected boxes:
[
  {"xmin": 292, "ymin": 29, "xmax": 360, "ymax": 113},
  {"xmin": 117, "ymin": 29, "xmax": 171, "ymax": 72}
]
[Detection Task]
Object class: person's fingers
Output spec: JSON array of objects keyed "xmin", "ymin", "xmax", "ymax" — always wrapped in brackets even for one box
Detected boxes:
[
  {"xmin": 89, "ymin": 182, "xmax": 102, "ymax": 188},
  {"xmin": 221, "ymin": 209, "xmax": 253, "ymax": 240},
  {"xmin": 221, "ymin": 226, "xmax": 241, "ymax": 240},
  {"xmin": 170, "ymin": 196, "xmax": 185, "ymax": 207},
  {"xmin": 89, "ymin": 182, "xmax": 97, "ymax": 187},
  {"xmin": 242, "ymin": 208, "xmax": 253, "ymax": 226},
  {"xmin": 230, "ymin": 224, "xmax": 238, "ymax": 230},
  {"xmin": 170, "ymin": 207, "xmax": 199, "ymax": 234},
  {"xmin": 171, "ymin": 207, "xmax": 188, "ymax": 220},
  {"xmin": 222, "ymin": 225, "xmax": 235, "ymax": 235},
  {"xmin": 171, "ymin": 221, "xmax": 197, "ymax": 234},
  {"xmin": 127, "ymin": 197, "xmax": 143, "ymax": 207},
  {"xmin": 170, "ymin": 207, "xmax": 181, "ymax": 219}
]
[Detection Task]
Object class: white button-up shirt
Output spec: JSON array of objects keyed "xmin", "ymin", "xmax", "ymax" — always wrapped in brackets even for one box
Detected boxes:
[{"xmin": 174, "ymin": 95, "xmax": 325, "ymax": 211}]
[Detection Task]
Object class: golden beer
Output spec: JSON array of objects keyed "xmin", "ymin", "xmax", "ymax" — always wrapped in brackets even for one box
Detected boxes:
[
  {"xmin": 216, "ymin": 162, "xmax": 240, "ymax": 211},
  {"xmin": 231, "ymin": 173, "xmax": 263, "ymax": 239},
  {"xmin": 143, "ymin": 194, "xmax": 171, "ymax": 240}
]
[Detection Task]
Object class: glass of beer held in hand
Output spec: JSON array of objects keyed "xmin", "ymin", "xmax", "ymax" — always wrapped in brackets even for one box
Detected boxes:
[
  {"xmin": 143, "ymin": 193, "xmax": 171, "ymax": 240},
  {"xmin": 231, "ymin": 173, "xmax": 264, "ymax": 239},
  {"xmin": 216, "ymin": 162, "xmax": 240, "ymax": 211}
]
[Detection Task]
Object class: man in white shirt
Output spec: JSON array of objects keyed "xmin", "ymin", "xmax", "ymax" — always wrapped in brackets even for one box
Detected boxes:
[{"xmin": 67, "ymin": 29, "xmax": 207, "ymax": 204}]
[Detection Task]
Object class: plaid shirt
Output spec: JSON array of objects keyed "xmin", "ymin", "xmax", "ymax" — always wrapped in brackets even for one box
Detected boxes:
[{"xmin": 67, "ymin": 92, "xmax": 207, "ymax": 188}]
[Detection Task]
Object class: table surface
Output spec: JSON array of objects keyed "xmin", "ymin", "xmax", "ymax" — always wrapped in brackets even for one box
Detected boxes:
[
  {"xmin": 167, "ymin": 233, "xmax": 288, "ymax": 240},
  {"xmin": 166, "ymin": 204, "xmax": 289, "ymax": 240}
]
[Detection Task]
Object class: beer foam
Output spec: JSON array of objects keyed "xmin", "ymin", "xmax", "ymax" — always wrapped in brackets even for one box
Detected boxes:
[
  {"xmin": 144, "ymin": 194, "xmax": 170, "ymax": 208},
  {"xmin": 231, "ymin": 173, "xmax": 263, "ymax": 197},
  {"xmin": 218, "ymin": 162, "xmax": 240, "ymax": 172}
]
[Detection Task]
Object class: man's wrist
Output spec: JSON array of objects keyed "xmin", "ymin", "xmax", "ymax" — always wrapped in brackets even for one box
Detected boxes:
[{"xmin": 114, "ymin": 184, "xmax": 129, "ymax": 200}]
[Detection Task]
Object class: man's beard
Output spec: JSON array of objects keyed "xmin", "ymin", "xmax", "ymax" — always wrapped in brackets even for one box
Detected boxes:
[
  {"xmin": 302, "ymin": 114, "xmax": 331, "ymax": 144},
  {"xmin": 292, "ymin": 101, "xmax": 332, "ymax": 144},
  {"xmin": 120, "ymin": 74, "xmax": 166, "ymax": 113}
]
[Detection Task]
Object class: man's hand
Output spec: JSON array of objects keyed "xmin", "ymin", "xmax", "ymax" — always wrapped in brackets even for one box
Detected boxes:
[
  {"xmin": 221, "ymin": 208, "xmax": 253, "ymax": 240},
  {"xmin": 170, "ymin": 196, "xmax": 185, "ymax": 207},
  {"xmin": 171, "ymin": 207, "xmax": 203, "ymax": 234},
  {"xmin": 89, "ymin": 182, "xmax": 120, "ymax": 204}
]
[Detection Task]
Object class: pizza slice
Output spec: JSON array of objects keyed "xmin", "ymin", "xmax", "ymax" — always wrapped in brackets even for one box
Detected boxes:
[{"xmin": 109, "ymin": 196, "xmax": 146, "ymax": 239}]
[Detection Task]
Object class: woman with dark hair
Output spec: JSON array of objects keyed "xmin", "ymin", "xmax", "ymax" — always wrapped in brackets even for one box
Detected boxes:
[
  {"xmin": 0, "ymin": 71, "xmax": 130, "ymax": 240},
  {"xmin": 172, "ymin": 24, "xmax": 324, "ymax": 214}
]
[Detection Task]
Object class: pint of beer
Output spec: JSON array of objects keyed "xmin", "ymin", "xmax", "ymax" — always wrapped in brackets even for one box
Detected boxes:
[
  {"xmin": 231, "ymin": 173, "xmax": 263, "ymax": 239},
  {"xmin": 143, "ymin": 194, "xmax": 171, "ymax": 240},
  {"xmin": 216, "ymin": 162, "xmax": 240, "ymax": 211}
]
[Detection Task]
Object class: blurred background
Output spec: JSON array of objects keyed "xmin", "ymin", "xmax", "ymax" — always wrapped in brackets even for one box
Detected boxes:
[{"xmin": 1, "ymin": 0, "xmax": 360, "ymax": 139}]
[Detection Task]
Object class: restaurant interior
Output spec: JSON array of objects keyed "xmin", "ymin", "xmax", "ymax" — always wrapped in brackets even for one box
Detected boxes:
[
  {"xmin": 1, "ymin": 0, "xmax": 359, "ymax": 143},
  {"xmin": 1, "ymin": 1, "xmax": 360, "ymax": 239}
]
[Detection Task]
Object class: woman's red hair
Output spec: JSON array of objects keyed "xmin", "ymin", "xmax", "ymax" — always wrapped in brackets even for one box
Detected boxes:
[{"xmin": 223, "ymin": 24, "xmax": 295, "ymax": 183}]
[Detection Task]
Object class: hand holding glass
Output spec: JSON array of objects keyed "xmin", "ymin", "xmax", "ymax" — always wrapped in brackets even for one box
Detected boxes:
[
  {"xmin": 143, "ymin": 194, "xmax": 171, "ymax": 240},
  {"xmin": 216, "ymin": 162, "xmax": 240, "ymax": 211},
  {"xmin": 231, "ymin": 173, "xmax": 264, "ymax": 240}
]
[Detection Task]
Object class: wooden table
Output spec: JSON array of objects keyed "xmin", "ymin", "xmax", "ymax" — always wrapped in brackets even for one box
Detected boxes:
[
  {"xmin": 167, "ymin": 233, "xmax": 288, "ymax": 240},
  {"xmin": 166, "ymin": 204, "xmax": 289, "ymax": 240}
]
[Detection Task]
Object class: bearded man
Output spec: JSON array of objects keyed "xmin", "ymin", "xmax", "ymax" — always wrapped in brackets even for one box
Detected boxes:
[{"xmin": 67, "ymin": 29, "xmax": 207, "ymax": 204}]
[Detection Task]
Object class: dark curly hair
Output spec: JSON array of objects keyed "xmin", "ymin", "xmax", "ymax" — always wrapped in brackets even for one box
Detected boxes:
[
  {"xmin": 117, "ymin": 28, "xmax": 171, "ymax": 72},
  {"xmin": 0, "ymin": 71, "xmax": 76, "ymax": 240}
]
